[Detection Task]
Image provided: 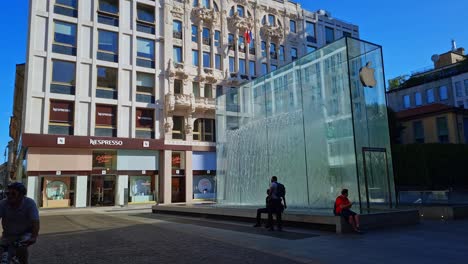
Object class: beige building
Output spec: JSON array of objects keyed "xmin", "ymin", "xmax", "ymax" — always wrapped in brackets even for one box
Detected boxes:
[{"xmin": 12, "ymin": 0, "xmax": 358, "ymax": 208}]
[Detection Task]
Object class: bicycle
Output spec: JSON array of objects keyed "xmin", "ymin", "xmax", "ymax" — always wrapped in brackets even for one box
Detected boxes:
[{"xmin": 0, "ymin": 236, "xmax": 30, "ymax": 264}]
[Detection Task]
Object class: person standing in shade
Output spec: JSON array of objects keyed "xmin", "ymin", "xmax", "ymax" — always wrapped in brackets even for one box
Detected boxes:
[
  {"xmin": 334, "ymin": 188, "xmax": 361, "ymax": 233},
  {"xmin": 267, "ymin": 176, "xmax": 286, "ymax": 231}
]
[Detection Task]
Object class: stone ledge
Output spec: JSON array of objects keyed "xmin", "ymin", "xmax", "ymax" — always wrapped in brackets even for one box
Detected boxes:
[{"xmin": 152, "ymin": 204, "xmax": 420, "ymax": 234}]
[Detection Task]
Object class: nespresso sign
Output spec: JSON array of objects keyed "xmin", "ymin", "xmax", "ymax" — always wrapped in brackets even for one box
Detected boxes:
[{"xmin": 89, "ymin": 139, "xmax": 124, "ymax": 146}]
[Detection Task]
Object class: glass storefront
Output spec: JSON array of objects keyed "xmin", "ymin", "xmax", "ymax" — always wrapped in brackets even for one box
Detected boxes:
[
  {"xmin": 129, "ymin": 175, "xmax": 154, "ymax": 203},
  {"xmin": 41, "ymin": 176, "xmax": 75, "ymax": 208},
  {"xmin": 193, "ymin": 174, "xmax": 216, "ymax": 200},
  {"xmin": 216, "ymin": 37, "xmax": 395, "ymax": 211}
]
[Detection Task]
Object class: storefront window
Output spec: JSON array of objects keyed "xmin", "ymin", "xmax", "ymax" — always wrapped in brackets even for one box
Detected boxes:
[
  {"xmin": 92, "ymin": 151, "xmax": 117, "ymax": 170},
  {"xmin": 172, "ymin": 152, "xmax": 185, "ymax": 170},
  {"xmin": 129, "ymin": 176, "xmax": 154, "ymax": 203},
  {"xmin": 41, "ymin": 177, "xmax": 75, "ymax": 208},
  {"xmin": 193, "ymin": 175, "xmax": 216, "ymax": 200}
]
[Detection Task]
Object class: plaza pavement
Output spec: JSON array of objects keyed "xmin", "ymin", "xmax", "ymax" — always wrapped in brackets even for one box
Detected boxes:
[{"xmin": 29, "ymin": 205, "xmax": 468, "ymax": 264}]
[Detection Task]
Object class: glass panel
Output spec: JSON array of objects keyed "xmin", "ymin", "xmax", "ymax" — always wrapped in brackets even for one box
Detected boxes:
[
  {"xmin": 137, "ymin": 38, "xmax": 155, "ymax": 59},
  {"xmin": 192, "ymin": 50, "xmax": 199, "ymax": 66},
  {"xmin": 229, "ymin": 57, "xmax": 235, "ymax": 72},
  {"xmin": 290, "ymin": 20, "xmax": 296, "ymax": 33},
  {"xmin": 214, "ymin": 30, "xmax": 220, "ymax": 46},
  {"xmin": 237, "ymin": 6, "xmax": 244, "ymax": 17},
  {"xmin": 439, "ymin": 86, "xmax": 448, "ymax": 100},
  {"xmin": 192, "ymin": 25, "xmax": 198, "ymax": 42},
  {"xmin": 306, "ymin": 21, "xmax": 316, "ymax": 42},
  {"xmin": 137, "ymin": 5, "xmax": 154, "ymax": 23},
  {"xmin": 54, "ymin": 21, "xmax": 76, "ymax": 46},
  {"xmin": 415, "ymin": 92, "xmax": 422, "ymax": 106},
  {"xmin": 99, "ymin": 0, "xmax": 118, "ymax": 14},
  {"xmin": 173, "ymin": 46, "xmax": 183, "ymax": 63},
  {"xmin": 203, "ymin": 52, "xmax": 211, "ymax": 68},
  {"xmin": 437, "ymin": 117, "xmax": 449, "ymax": 143},
  {"xmin": 325, "ymin": 27, "xmax": 334, "ymax": 44},
  {"xmin": 98, "ymin": 30, "xmax": 118, "ymax": 53},
  {"xmin": 215, "ymin": 54, "xmax": 221, "ymax": 70},
  {"xmin": 193, "ymin": 82, "xmax": 200, "ymax": 97},
  {"xmin": 129, "ymin": 176, "xmax": 154, "ymax": 202},
  {"xmin": 216, "ymin": 38, "xmax": 395, "ymax": 210},
  {"xmin": 249, "ymin": 61, "xmax": 255, "ymax": 76},
  {"xmin": 426, "ymin": 89, "xmax": 435, "ymax": 103},
  {"xmin": 52, "ymin": 60, "xmax": 75, "ymax": 85},
  {"xmin": 239, "ymin": 59, "xmax": 246, "ymax": 75}
]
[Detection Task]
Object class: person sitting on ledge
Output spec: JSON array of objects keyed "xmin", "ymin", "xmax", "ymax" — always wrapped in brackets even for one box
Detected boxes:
[
  {"xmin": 334, "ymin": 189, "xmax": 362, "ymax": 233},
  {"xmin": 253, "ymin": 189, "xmax": 272, "ymax": 228}
]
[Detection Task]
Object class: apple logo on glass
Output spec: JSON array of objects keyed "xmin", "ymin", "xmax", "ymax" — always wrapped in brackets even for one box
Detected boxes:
[{"xmin": 359, "ymin": 62, "xmax": 377, "ymax": 88}]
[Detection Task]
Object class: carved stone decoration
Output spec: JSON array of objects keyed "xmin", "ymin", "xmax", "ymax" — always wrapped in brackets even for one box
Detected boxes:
[
  {"xmin": 171, "ymin": 5, "xmax": 184, "ymax": 19},
  {"xmin": 232, "ymin": 0, "xmax": 249, "ymax": 6},
  {"xmin": 185, "ymin": 123, "xmax": 193, "ymax": 135},
  {"xmin": 165, "ymin": 93, "xmax": 176, "ymax": 113},
  {"xmin": 227, "ymin": 12, "xmax": 253, "ymax": 31},
  {"xmin": 164, "ymin": 120, "xmax": 173, "ymax": 133},
  {"xmin": 166, "ymin": 59, "xmax": 176, "ymax": 78},
  {"xmin": 191, "ymin": 7, "xmax": 219, "ymax": 25},
  {"xmin": 260, "ymin": 25, "xmax": 284, "ymax": 41}
]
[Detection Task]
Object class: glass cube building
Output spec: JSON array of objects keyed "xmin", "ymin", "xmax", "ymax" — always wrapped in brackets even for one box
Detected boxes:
[{"xmin": 216, "ymin": 38, "xmax": 395, "ymax": 211}]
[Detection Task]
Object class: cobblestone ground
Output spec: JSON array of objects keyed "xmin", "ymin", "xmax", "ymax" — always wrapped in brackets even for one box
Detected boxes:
[{"xmin": 30, "ymin": 208, "xmax": 468, "ymax": 264}]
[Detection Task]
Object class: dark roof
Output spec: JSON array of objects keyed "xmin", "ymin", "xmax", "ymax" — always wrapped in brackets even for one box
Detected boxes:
[{"xmin": 396, "ymin": 103, "xmax": 468, "ymax": 120}]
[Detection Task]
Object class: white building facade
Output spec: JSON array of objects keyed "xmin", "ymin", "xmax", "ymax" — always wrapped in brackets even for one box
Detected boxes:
[{"xmin": 19, "ymin": 0, "xmax": 358, "ymax": 208}]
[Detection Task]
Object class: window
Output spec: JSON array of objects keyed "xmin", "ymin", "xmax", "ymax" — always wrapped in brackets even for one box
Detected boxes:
[
  {"xmin": 465, "ymin": 80, "xmax": 468, "ymax": 97},
  {"xmin": 172, "ymin": 116, "xmax": 185, "ymax": 140},
  {"xmin": 268, "ymin": 15, "xmax": 275, "ymax": 26},
  {"xmin": 214, "ymin": 30, "xmax": 221, "ymax": 47},
  {"xmin": 97, "ymin": 30, "xmax": 118, "ymax": 62},
  {"xmin": 216, "ymin": 85, "xmax": 223, "ymax": 98},
  {"xmin": 413, "ymin": 121, "xmax": 424, "ymax": 143},
  {"xmin": 415, "ymin": 92, "xmax": 422, "ymax": 106},
  {"xmin": 137, "ymin": 4, "xmax": 155, "ymax": 34},
  {"xmin": 237, "ymin": 5, "xmax": 245, "ymax": 17},
  {"xmin": 229, "ymin": 57, "xmax": 235, "ymax": 73},
  {"xmin": 173, "ymin": 20, "xmax": 183, "ymax": 39},
  {"xmin": 193, "ymin": 0, "xmax": 199, "ymax": 7},
  {"xmin": 203, "ymin": 28, "xmax": 210, "ymax": 45},
  {"xmin": 436, "ymin": 117, "xmax": 449, "ymax": 143},
  {"xmin": 306, "ymin": 21, "xmax": 316, "ymax": 43},
  {"xmin": 215, "ymin": 54, "xmax": 221, "ymax": 70},
  {"xmin": 343, "ymin": 31, "xmax": 352, "ymax": 37},
  {"xmin": 290, "ymin": 20, "xmax": 296, "ymax": 33},
  {"xmin": 173, "ymin": 46, "xmax": 183, "ymax": 63},
  {"xmin": 192, "ymin": 50, "xmax": 199, "ymax": 66},
  {"xmin": 193, "ymin": 119, "xmax": 215, "ymax": 142},
  {"xmin": 261, "ymin": 63, "xmax": 267, "ymax": 75},
  {"xmin": 249, "ymin": 39, "xmax": 256, "ymax": 55},
  {"xmin": 97, "ymin": 66, "xmax": 118, "ymax": 99},
  {"xmin": 174, "ymin": 79, "xmax": 183, "ymax": 94},
  {"xmin": 49, "ymin": 100, "xmax": 74, "ymax": 135},
  {"xmin": 228, "ymin": 34, "xmax": 235, "ymax": 51},
  {"xmin": 325, "ymin": 27, "xmax": 335, "ymax": 44},
  {"xmin": 136, "ymin": 38, "xmax": 155, "ymax": 68},
  {"xmin": 238, "ymin": 35, "xmax": 245, "ymax": 53},
  {"xmin": 279, "ymin": 46, "xmax": 285, "ymax": 61},
  {"xmin": 239, "ymin": 59, "xmax": 246, "ymax": 75},
  {"xmin": 261, "ymin": 41, "xmax": 267, "ymax": 57},
  {"xmin": 53, "ymin": 21, "xmax": 77, "ymax": 56},
  {"xmin": 426, "ymin": 88, "xmax": 435, "ymax": 103},
  {"xmin": 98, "ymin": 0, "xmax": 119, "ymax": 26},
  {"xmin": 291, "ymin": 47, "xmax": 298, "ymax": 61},
  {"xmin": 270, "ymin": 43, "xmax": 277, "ymax": 59},
  {"xmin": 271, "ymin": 64, "xmax": 277, "ymax": 71},
  {"xmin": 403, "ymin": 95, "xmax": 410, "ymax": 108},
  {"xmin": 136, "ymin": 109, "xmax": 154, "ymax": 138},
  {"xmin": 439, "ymin": 86, "xmax": 448, "ymax": 100},
  {"xmin": 95, "ymin": 104, "xmax": 117, "ymax": 137},
  {"xmin": 51, "ymin": 60, "xmax": 75, "ymax": 95},
  {"xmin": 307, "ymin": 45, "xmax": 316, "ymax": 54},
  {"xmin": 54, "ymin": 0, "xmax": 78, "ymax": 17},
  {"xmin": 203, "ymin": 52, "xmax": 211, "ymax": 68},
  {"xmin": 193, "ymin": 82, "xmax": 200, "ymax": 97},
  {"xmin": 455, "ymin": 81, "xmax": 463, "ymax": 97},
  {"xmin": 204, "ymin": 84, "xmax": 212, "ymax": 98},
  {"xmin": 249, "ymin": 61, "xmax": 256, "ymax": 76},
  {"xmin": 136, "ymin": 72, "xmax": 155, "ymax": 103},
  {"xmin": 202, "ymin": 0, "xmax": 210, "ymax": 8},
  {"xmin": 192, "ymin": 25, "xmax": 198, "ymax": 42}
]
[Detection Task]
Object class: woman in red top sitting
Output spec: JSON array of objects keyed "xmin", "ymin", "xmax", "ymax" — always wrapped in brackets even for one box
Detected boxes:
[{"xmin": 335, "ymin": 189, "xmax": 361, "ymax": 233}]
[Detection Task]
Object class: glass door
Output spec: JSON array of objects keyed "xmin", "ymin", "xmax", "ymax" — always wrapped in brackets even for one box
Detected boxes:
[
  {"xmin": 171, "ymin": 177, "xmax": 185, "ymax": 203},
  {"xmin": 89, "ymin": 175, "xmax": 116, "ymax": 206},
  {"xmin": 362, "ymin": 148, "xmax": 392, "ymax": 211}
]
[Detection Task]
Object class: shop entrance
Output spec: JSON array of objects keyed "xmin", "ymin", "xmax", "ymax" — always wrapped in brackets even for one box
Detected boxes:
[
  {"xmin": 361, "ymin": 147, "xmax": 392, "ymax": 211},
  {"xmin": 171, "ymin": 177, "xmax": 185, "ymax": 203},
  {"xmin": 88, "ymin": 175, "xmax": 116, "ymax": 206}
]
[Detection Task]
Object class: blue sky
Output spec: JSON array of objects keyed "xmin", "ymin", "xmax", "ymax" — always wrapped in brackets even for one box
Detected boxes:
[{"xmin": 0, "ymin": 0, "xmax": 467, "ymax": 151}]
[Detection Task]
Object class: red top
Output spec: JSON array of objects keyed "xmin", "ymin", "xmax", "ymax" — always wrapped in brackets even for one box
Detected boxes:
[{"xmin": 335, "ymin": 195, "xmax": 350, "ymax": 214}]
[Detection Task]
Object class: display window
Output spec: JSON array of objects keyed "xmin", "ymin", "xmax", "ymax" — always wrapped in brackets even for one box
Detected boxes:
[
  {"xmin": 41, "ymin": 176, "xmax": 75, "ymax": 208},
  {"xmin": 193, "ymin": 175, "xmax": 216, "ymax": 200},
  {"xmin": 129, "ymin": 175, "xmax": 154, "ymax": 203}
]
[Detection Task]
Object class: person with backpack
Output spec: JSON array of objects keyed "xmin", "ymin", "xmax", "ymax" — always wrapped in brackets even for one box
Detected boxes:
[{"xmin": 267, "ymin": 176, "xmax": 286, "ymax": 231}]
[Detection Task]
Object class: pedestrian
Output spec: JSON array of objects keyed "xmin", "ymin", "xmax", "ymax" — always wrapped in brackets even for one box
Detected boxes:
[
  {"xmin": 253, "ymin": 189, "xmax": 272, "ymax": 227},
  {"xmin": 334, "ymin": 188, "xmax": 361, "ymax": 233},
  {"xmin": 267, "ymin": 176, "xmax": 286, "ymax": 231}
]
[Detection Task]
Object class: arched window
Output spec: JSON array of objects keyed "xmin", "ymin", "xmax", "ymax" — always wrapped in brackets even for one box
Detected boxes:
[
  {"xmin": 268, "ymin": 15, "xmax": 275, "ymax": 26},
  {"xmin": 202, "ymin": 0, "xmax": 210, "ymax": 9},
  {"xmin": 237, "ymin": 5, "xmax": 245, "ymax": 17},
  {"xmin": 229, "ymin": 6, "xmax": 235, "ymax": 16}
]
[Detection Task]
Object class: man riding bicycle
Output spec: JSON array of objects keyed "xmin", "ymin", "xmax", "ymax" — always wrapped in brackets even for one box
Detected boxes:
[{"xmin": 0, "ymin": 182, "xmax": 40, "ymax": 264}]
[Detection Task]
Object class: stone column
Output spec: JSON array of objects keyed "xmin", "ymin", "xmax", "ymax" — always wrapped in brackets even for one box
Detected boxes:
[
  {"xmin": 26, "ymin": 176, "xmax": 39, "ymax": 203},
  {"xmin": 185, "ymin": 150, "xmax": 193, "ymax": 203},
  {"xmin": 162, "ymin": 150, "xmax": 172, "ymax": 204},
  {"xmin": 75, "ymin": 175, "xmax": 88, "ymax": 208}
]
